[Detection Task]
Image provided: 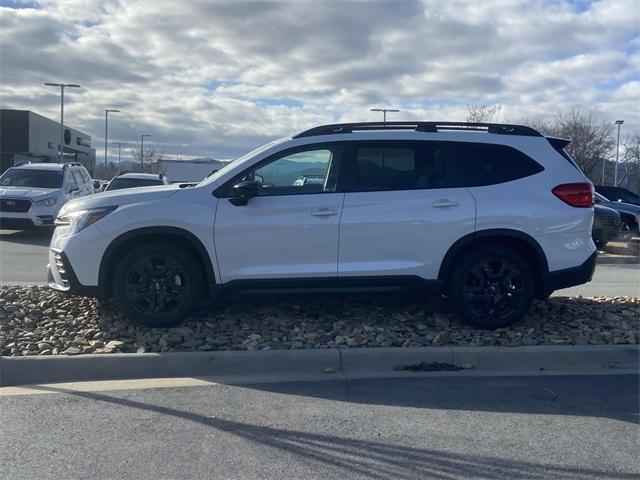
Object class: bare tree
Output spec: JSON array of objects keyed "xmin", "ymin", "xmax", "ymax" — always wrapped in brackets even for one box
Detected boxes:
[
  {"xmin": 618, "ymin": 134, "xmax": 640, "ymax": 191},
  {"xmin": 523, "ymin": 110, "xmax": 615, "ymax": 184},
  {"xmin": 131, "ymin": 147, "xmax": 166, "ymax": 174},
  {"xmin": 465, "ymin": 104, "xmax": 502, "ymax": 123}
]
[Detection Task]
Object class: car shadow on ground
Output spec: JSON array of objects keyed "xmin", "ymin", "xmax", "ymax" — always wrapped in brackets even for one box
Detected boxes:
[
  {"xmin": 0, "ymin": 228, "xmax": 53, "ymax": 246},
  {"xmin": 239, "ymin": 374, "xmax": 640, "ymax": 424},
  {"xmin": 27, "ymin": 383, "xmax": 640, "ymax": 479}
]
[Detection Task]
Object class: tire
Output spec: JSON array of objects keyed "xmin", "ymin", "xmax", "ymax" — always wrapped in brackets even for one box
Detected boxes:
[
  {"xmin": 446, "ymin": 246, "xmax": 534, "ymax": 329},
  {"xmin": 620, "ymin": 218, "xmax": 638, "ymax": 242},
  {"xmin": 112, "ymin": 241, "xmax": 204, "ymax": 328}
]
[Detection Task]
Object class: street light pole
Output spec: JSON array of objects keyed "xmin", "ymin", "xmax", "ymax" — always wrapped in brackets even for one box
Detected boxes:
[
  {"xmin": 140, "ymin": 134, "xmax": 151, "ymax": 170},
  {"xmin": 104, "ymin": 109, "xmax": 120, "ymax": 166},
  {"xmin": 370, "ymin": 108, "xmax": 400, "ymax": 124},
  {"xmin": 44, "ymin": 82, "xmax": 81, "ymax": 162},
  {"xmin": 113, "ymin": 142, "xmax": 129, "ymax": 168},
  {"xmin": 614, "ymin": 120, "xmax": 624, "ymax": 187}
]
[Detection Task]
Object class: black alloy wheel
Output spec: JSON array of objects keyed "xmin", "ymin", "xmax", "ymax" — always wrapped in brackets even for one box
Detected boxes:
[
  {"xmin": 448, "ymin": 247, "xmax": 534, "ymax": 329},
  {"xmin": 125, "ymin": 255, "xmax": 190, "ymax": 316},
  {"xmin": 113, "ymin": 242, "xmax": 203, "ymax": 327}
]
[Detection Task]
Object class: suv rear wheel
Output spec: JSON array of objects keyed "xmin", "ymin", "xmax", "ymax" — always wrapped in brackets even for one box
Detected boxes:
[
  {"xmin": 447, "ymin": 246, "xmax": 534, "ymax": 329},
  {"xmin": 112, "ymin": 241, "xmax": 203, "ymax": 328}
]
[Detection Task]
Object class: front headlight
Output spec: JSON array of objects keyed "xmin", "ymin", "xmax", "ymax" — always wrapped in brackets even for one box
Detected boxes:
[
  {"xmin": 55, "ymin": 206, "xmax": 117, "ymax": 235},
  {"xmin": 33, "ymin": 197, "xmax": 58, "ymax": 207}
]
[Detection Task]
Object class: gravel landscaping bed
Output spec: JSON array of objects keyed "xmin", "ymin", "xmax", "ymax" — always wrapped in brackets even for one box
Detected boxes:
[{"xmin": 0, "ymin": 286, "xmax": 638, "ymax": 356}]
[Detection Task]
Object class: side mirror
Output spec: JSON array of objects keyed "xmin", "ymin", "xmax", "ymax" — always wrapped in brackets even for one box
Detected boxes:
[
  {"xmin": 229, "ymin": 180, "xmax": 260, "ymax": 206},
  {"xmin": 68, "ymin": 186, "xmax": 80, "ymax": 193}
]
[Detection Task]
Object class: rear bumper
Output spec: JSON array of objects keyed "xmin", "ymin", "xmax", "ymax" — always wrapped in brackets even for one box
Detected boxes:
[{"xmin": 543, "ymin": 251, "xmax": 597, "ymax": 292}]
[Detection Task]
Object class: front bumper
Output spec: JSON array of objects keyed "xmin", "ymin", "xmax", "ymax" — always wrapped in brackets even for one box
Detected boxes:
[
  {"xmin": 47, "ymin": 222, "xmax": 110, "ymax": 297},
  {"xmin": 0, "ymin": 217, "xmax": 36, "ymax": 229},
  {"xmin": 543, "ymin": 251, "xmax": 598, "ymax": 292},
  {"xmin": 0, "ymin": 211, "xmax": 56, "ymax": 229},
  {"xmin": 48, "ymin": 249, "xmax": 102, "ymax": 297}
]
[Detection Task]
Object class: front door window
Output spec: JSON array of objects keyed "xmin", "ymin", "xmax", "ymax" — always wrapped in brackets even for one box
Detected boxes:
[{"xmin": 244, "ymin": 149, "xmax": 336, "ymax": 196}]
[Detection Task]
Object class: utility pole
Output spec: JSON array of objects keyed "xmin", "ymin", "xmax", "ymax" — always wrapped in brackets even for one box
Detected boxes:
[
  {"xmin": 370, "ymin": 108, "xmax": 399, "ymax": 124},
  {"xmin": 44, "ymin": 82, "xmax": 81, "ymax": 161},
  {"xmin": 104, "ymin": 109, "xmax": 120, "ymax": 166},
  {"xmin": 140, "ymin": 134, "xmax": 151, "ymax": 170},
  {"xmin": 614, "ymin": 120, "xmax": 624, "ymax": 186}
]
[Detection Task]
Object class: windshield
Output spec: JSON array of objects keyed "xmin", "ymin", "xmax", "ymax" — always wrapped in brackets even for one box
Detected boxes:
[
  {"xmin": 0, "ymin": 168, "xmax": 63, "ymax": 188},
  {"xmin": 197, "ymin": 138, "xmax": 288, "ymax": 186},
  {"xmin": 106, "ymin": 177, "xmax": 163, "ymax": 191}
]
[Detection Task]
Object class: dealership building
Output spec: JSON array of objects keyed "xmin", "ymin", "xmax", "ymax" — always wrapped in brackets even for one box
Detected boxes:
[{"xmin": 0, "ymin": 109, "xmax": 96, "ymax": 174}]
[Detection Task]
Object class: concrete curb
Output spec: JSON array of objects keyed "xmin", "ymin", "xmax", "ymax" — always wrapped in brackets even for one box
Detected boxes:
[
  {"xmin": 1, "ymin": 345, "xmax": 638, "ymax": 387},
  {"xmin": 597, "ymin": 255, "xmax": 639, "ymax": 265}
]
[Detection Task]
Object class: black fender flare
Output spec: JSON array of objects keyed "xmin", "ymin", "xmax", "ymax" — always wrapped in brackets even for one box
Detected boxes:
[
  {"xmin": 99, "ymin": 226, "xmax": 216, "ymax": 294},
  {"xmin": 437, "ymin": 228, "xmax": 549, "ymax": 281}
]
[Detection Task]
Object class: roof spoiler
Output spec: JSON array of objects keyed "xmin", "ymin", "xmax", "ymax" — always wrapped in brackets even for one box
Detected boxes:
[{"xmin": 546, "ymin": 136, "xmax": 571, "ymax": 150}]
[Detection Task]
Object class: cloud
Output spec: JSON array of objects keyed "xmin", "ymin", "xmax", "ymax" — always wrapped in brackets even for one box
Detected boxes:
[{"xmin": 0, "ymin": 0, "xmax": 638, "ymax": 162}]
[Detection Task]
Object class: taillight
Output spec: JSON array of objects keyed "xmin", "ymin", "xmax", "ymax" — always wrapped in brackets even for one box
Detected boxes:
[{"xmin": 552, "ymin": 183, "xmax": 594, "ymax": 208}]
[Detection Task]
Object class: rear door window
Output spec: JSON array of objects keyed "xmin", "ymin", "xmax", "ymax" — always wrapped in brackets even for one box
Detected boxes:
[
  {"xmin": 460, "ymin": 143, "xmax": 544, "ymax": 187},
  {"xmin": 345, "ymin": 141, "xmax": 464, "ymax": 192}
]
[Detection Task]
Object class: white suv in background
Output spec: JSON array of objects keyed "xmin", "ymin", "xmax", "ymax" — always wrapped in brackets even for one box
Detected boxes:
[
  {"xmin": 48, "ymin": 121, "xmax": 597, "ymax": 329},
  {"xmin": 0, "ymin": 162, "xmax": 94, "ymax": 229}
]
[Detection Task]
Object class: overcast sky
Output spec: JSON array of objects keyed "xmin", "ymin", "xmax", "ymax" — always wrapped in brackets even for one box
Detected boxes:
[{"xmin": 1, "ymin": 0, "xmax": 638, "ymax": 163}]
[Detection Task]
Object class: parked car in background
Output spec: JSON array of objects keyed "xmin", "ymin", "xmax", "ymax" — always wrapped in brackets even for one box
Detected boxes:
[
  {"xmin": 594, "ymin": 192, "xmax": 640, "ymax": 241},
  {"xmin": 0, "ymin": 162, "xmax": 94, "ymax": 229},
  {"xmin": 595, "ymin": 185, "xmax": 640, "ymax": 206},
  {"xmin": 592, "ymin": 204, "xmax": 622, "ymax": 248},
  {"xmin": 104, "ymin": 172, "xmax": 170, "ymax": 191},
  {"xmin": 92, "ymin": 179, "xmax": 108, "ymax": 192},
  {"xmin": 48, "ymin": 121, "xmax": 597, "ymax": 330}
]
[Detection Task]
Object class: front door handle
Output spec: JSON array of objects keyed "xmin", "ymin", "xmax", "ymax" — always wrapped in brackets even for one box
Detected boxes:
[
  {"xmin": 432, "ymin": 199, "xmax": 459, "ymax": 208},
  {"xmin": 311, "ymin": 208, "xmax": 339, "ymax": 217}
]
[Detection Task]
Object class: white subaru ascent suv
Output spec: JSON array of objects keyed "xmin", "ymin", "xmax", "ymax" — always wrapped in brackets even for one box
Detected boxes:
[{"xmin": 48, "ymin": 122, "xmax": 596, "ymax": 329}]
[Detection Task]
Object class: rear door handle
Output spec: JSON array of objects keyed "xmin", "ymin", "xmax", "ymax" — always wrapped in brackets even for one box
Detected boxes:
[
  {"xmin": 432, "ymin": 199, "xmax": 459, "ymax": 208},
  {"xmin": 311, "ymin": 208, "xmax": 339, "ymax": 216}
]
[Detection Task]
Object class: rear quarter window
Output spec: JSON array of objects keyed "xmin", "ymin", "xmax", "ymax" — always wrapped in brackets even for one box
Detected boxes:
[
  {"xmin": 80, "ymin": 169, "xmax": 91, "ymax": 184},
  {"xmin": 71, "ymin": 170, "xmax": 84, "ymax": 185},
  {"xmin": 461, "ymin": 143, "xmax": 544, "ymax": 187}
]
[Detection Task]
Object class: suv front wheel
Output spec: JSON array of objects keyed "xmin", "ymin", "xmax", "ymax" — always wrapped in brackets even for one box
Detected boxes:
[
  {"xmin": 112, "ymin": 241, "xmax": 204, "ymax": 328},
  {"xmin": 447, "ymin": 247, "xmax": 534, "ymax": 329}
]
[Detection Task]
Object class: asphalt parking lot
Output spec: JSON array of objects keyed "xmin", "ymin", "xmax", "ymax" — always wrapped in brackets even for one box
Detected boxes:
[
  {"xmin": 1, "ymin": 374, "xmax": 638, "ymax": 480},
  {"xmin": 1, "ymin": 228, "xmax": 638, "ymax": 297}
]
